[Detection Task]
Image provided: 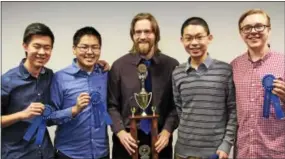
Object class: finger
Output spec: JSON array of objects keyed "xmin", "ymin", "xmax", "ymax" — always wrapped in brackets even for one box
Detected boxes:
[
  {"xmin": 155, "ymin": 138, "xmax": 164, "ymax": 152},
  {"xmin": 32, "ymin": 104, "xmax": 45, "ymax": 110},
  {"xmin": 127, "ymin": 135, "xmax": 137, "ymax": 144},
  {"xmin": 79, "ymin": 92, "xmax": 90, "ymax": 98},
  {"xmin": 272, "ymin": 88, "xmax": 285, "ymax": 96},
  {"xmin": 155, "ymin": 138, "xmax": 162, "ymax": 147},
  {"xmin": 122, "ymin": 142, "xmax": 132, "ymax": 155},
  {"xmin": 273, "ymin": 82, "xmax": 285, "ymax": 90},
  {"xmin": 125, "ymin": 141, "xmax": 135, "ymax": 154},
  {"xmin": 79, "ymin": 98, "xmax": 90, "ymax": 104},
  {"xmin": 79, "ymin": 95, "xmax": 91, "ymax": 100},
  {"xmin": 31, "ymin": 112, "xmax": 42, "ymax": 116},
  {"xmin": 103, "ymin": 64, "xmax": 110, "ymax": 71}
]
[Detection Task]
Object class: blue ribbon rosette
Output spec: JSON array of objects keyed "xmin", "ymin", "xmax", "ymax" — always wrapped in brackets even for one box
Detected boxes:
[{"xmin": 262, "ymin": 74, "xmax": 285, "ymax": 120}]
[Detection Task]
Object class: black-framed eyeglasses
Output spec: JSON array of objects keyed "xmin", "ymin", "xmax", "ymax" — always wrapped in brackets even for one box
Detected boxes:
[
  {"xmin": 76, "ymin": 45, "xmax": 100, "ymax": 53},
  {"xmin": 182, "ymin": 35, "xmax": 208, "ymax": 43},
  {"xmin": 240, "ymin": 24, "xmax": 270, "ymax": 34}
]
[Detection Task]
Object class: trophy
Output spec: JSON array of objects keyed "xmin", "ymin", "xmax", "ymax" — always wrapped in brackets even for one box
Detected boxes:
[{"xmin": 129, "ymin": 63, "xmax": 159, "ymax": 159}]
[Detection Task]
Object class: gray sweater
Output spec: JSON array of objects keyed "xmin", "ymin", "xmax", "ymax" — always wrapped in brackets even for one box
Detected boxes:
[{"xmin": 172, "ymin": 57, "xmax": 237, "ymax": 158}]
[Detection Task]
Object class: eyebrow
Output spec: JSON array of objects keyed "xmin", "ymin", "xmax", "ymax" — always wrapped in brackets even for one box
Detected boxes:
[{"xmin": 184, "ymin": 33, "xmax": 205, "ymax": 36}]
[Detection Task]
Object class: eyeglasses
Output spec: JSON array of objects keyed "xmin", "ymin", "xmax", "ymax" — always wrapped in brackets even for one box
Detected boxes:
[
  {"xmin": 76, "ymin": 45, "xmax": 100, "ymax": 53},
  {"xmin": 134, "ymin": 29, "xmax": 153, "ymax": 37},
  {"xmin": 240, "ymin": 24, "xmax": 270, "ymax": 34},
  {"xmin": 182, "ymin": 35, "xmax": 208, "ymax": 43}
]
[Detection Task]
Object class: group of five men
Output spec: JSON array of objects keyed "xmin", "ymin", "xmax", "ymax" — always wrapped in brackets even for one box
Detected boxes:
[{"xmin": 2, "ymin": 8, "xmax": 285, "ymax": 159}]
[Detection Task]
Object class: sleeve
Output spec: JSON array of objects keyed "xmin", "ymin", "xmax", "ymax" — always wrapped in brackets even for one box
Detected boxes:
[
  {"xmin": 1, "ymin": 76, "xmax": 11, "ymax": 115},
  {"xmin": 47, "ymin": 73, "xmax": 73, "ymax": 125},
  {"xmin": 162, "ymin": 62, "xmax": 180, "ymax": 133},
  {"xmin": 172, "ymin": 70, "xmax": 182, "ymax": 119},
  {"xmin": 217, "ymin": 70, "xmax": 237, "ymax": 154},
  {"xmin": 107, "ymin": 62, "xmax": 125, "ymax": 134}
]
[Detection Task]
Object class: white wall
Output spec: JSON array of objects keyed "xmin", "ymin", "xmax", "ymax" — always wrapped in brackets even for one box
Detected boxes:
[{"xmin": 2, "ymin": 2, "xmax": 284, "ymax": 158}]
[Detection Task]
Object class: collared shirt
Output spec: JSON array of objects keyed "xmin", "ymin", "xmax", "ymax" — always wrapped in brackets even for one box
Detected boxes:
[
  {"xmin": 108, "ymin": 52, "xmax": 179, "ymax": 134},
  {"xmin": 1, "ymin": 59, "xmax": 54, "ymax": 159},
  {"xmin": 49, "ymin": 59, "xmax": 109, "ymax": 159},
  {"xmin": 173, "ymin": 55, "xmax": 237, "ymax": 158},
  {"xmin": 231, "ymin": 51, "xmax": 285, "ymax": 158}
]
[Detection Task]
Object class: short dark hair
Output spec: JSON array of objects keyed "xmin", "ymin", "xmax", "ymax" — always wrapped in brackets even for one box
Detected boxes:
[
  {"xmin": 23, "ymin": 23, "xmax": 55, "ymax": 46},
  {"xmin": 73, "ymin": 26, "xmax": 102, "ymax": 47},
  {"xmin": 180, "ymin": 17, "xmax": 210, "ymax": 36}
]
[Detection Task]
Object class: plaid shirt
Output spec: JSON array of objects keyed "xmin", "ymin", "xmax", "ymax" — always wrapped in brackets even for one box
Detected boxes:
[{"xmin": 231, "ymin": 51, "xmax": 285, "ymax": 158}]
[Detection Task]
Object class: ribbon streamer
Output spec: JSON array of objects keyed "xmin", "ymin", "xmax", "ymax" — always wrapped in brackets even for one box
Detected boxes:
[
  {"xmin": 23, "ymin": 105, "xmax": 52, "ymax": 145},
  {"xmin": 91, "ymin": 92, "xmax": 112, "ymax": 128}
]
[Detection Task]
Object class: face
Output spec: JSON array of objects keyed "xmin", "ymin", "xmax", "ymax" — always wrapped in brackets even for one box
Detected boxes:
[
  {"xmin": 23, "ymin": 35, "xmax": 52, "ymax": 69},
  {"xmin": 239, "ymin": 13, "xmax": 271, "ymax": 49},
  {"xmin": 133, "ymin": 19, "xmax": 155, "ymax": 56},
  {"xmin": 181, "ymin": 25, "xmax": 212, "ymax": 58},
  {"xmin": 73, "ymin": 35, "xmax": 101, "ymax": 71}
]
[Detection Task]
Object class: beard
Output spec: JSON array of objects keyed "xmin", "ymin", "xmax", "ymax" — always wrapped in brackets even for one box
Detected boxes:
[{"xmin": 134, "ymin": 41, "xmax": 153, "ymax": 55}]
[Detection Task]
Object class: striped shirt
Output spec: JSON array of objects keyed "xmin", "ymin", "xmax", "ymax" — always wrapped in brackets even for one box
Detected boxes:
[
  {"xmin": 172, "ymin": 56, "xmax": 237, "ymax": 158},
  {"xmin": 231, "ymin": 51, "xmax": 285, "ymax": 158}
]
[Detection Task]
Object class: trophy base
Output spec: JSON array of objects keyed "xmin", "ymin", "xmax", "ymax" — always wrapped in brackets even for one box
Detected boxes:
[{"xmin": 141, "ymin": 112, "xmax": 147, "ymax": 116}]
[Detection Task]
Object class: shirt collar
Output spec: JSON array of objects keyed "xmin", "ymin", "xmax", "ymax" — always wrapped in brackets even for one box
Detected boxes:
[
  {"xmin": 131, "ymin": 52, "xmax": 161, "ymax": 65},
  {"xmin": 68, "ymin": 58, "xmax": 102, "ymax": 74},
  {"xmin": 185, "ymin": 54, "xmax": 213, "ymax": 72},
  {"xmin": 246, "ymin": 50, "xmax": 272, "ymax": 63},
  {"xmin": 18, "ymin": 58, "xmax": 46, "ymax": 79}
]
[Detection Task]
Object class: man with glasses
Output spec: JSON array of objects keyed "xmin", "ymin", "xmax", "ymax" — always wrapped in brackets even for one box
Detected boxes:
[
  {"xmin": 48, "ymin": 26, "xmax": 111, "ymax": 159},
  {"xmin": 108, "ymin": 12, "xmax": 179, "ymax": 159},
  {"xmin": 172, "ymin": 17, "xmax": 237, "ymax": 159},
  {"xmin": 231, "ymin": 9, "xmax": 285, "ymax": 158},
  {"xmin": 1, "ymin": 23, "xmax": 55, "ymax": 159}
]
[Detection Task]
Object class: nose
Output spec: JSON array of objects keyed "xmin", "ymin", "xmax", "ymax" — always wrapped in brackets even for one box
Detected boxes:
[
  {"xmin": 38, "ymin": 48, "xmax": 45, "ymax": 55},
  {"xmin": 139, "ymin": 32, "xmax": 147, "ymax": 39},
  {"xmin": 86, "ymin": 47, "xmax": 93, "ymax": 54},
  {"xmin": 191, "ymin": 38, "xmax": 199, "ymax": 45}
]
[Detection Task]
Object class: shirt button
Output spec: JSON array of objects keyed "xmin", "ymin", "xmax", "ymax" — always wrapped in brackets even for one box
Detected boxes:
[
  {"xmin": 38, "ymin": 93, "xmax": 41, "ymax": 96},
  {"xmin": 250, "ymin": 129, "xmax": 254, "ymax": 132},
  {"xmin": 250, "ymin": 114, "xmax": 254, "ymax": 117},
  {"xmin": 251, "ymin": 84, "xmax": 255, "ymax": 86},
  {"xmin": 250, "ymin": 98, "xmax": 255, "ymax": 102}
]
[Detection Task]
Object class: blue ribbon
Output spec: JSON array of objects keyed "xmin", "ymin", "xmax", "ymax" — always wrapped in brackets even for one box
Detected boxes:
[
  {"xmin": 91, "ymin": 92, "xmax": 112, "ymax": 128},
  {"xmin": 23, "ymin": 105, "xmax": 52, "ymax": 145},
  {"xmin": 262, "ymin": 74, "xmax": 285, "ymax": 120},
  {"xmin": 209, "ymin": 154, "xmax": 219, "ymax": 159}
]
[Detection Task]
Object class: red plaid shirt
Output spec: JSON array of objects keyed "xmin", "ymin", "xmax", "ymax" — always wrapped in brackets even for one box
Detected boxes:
[{"xmin": 231, "ymin": 51, "xmax": 285, "ymax": 158}]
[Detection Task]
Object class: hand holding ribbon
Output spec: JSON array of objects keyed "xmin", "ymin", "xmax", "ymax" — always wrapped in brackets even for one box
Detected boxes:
[
  {"xmin": 23, "ymin": 104, "xmax": 53, "ymax": 145},
  {"xmin": 262, "ymin": 74, "xmax": 285, "ymax": 120}
]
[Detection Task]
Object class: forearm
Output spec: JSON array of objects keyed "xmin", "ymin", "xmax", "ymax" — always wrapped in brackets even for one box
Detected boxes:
[
  {"xmin": 1, "ymin": 112, "xmax": 23, "ymax": 128},
  {"xmin": 108, "ymin": 107, "xmax": 125, "ymax": 134},
  {"xmin": 162, "ymin": 108, "xmax": 179, "ymax": 133}
]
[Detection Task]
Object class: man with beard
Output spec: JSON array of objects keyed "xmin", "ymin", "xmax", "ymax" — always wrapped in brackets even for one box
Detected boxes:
[
  {"xmin": 48, "ymin": 26, "xmax": 111, "ymax": 159},
  {"xmin": 172, "ymin": 17, "xmax": 237, "ymax": 159},
  {"xmin": 1, "ymin": 23, "xmax": 55, "ymax": 159},
  {"xmin": 231, "ymin": 9, "xmax": 285, "ymax": 158},
  {"xmin": 108, "ymin": 12, "xmax": 179, "ymax": 159}
]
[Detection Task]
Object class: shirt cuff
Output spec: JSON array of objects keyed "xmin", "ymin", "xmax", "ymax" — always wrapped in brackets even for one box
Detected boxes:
[{"xmin": 217, "ymin": 140, "xmax": 231, "ymax": 155}]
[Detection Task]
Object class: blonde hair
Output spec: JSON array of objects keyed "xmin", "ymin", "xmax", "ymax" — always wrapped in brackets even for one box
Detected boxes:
[
  {"xmin": 238, "ymin": 9, "xmax": 271, "ymax": 29},
  {"xmin": 129, "ymin": 13, "xmax": 161, "ymax": 54}
]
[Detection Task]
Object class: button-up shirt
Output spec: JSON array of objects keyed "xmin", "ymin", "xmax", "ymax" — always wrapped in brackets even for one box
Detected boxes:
[
  {"xmin": 231, "ymin": 51, "xmax": 285, "ymax": 158},
  {"xmin": 49, "ymin": 59, "xmax": 109, "ymax": 159},
  {"xmin": 1, "ymin": 59, "xmax": 54, "ymax": 159},
  {"xmin": 107, "ymin": 52, "xmax": 179, "ymax": 134}
]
